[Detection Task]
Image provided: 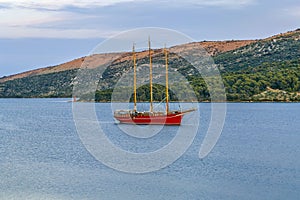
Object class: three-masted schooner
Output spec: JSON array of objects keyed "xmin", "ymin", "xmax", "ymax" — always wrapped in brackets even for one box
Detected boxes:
[{"xmin": 114, "ymin": 39, "xmax": 195, "ymax": 125}]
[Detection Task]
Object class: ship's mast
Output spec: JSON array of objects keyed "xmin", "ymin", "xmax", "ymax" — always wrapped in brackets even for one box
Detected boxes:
[
  {"xmin": 148, "ymin": 37, "xmax": 153, "ymax": 112},
  {"xmin": 164, "ymin": 46, "xmax": 169, "ymax": 114},
  {"xmin": 133, "ymin": 43, "xmax": 137, "ymax": 111}
]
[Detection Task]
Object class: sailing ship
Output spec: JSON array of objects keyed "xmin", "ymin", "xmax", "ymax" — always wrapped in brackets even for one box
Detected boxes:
[{"xmin": 114, "ymin": 39, "xmax": 196, "ymax": 125}]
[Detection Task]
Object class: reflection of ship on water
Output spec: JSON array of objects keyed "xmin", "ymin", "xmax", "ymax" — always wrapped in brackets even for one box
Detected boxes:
[{"xmin": 114, "ymin": 39, "xmax": 196, "ymax": 125}]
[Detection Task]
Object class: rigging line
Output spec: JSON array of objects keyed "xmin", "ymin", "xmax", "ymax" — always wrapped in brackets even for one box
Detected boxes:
[{"xmin": 148, "ymin": 36, "xmax": 153, "ymax": 112}]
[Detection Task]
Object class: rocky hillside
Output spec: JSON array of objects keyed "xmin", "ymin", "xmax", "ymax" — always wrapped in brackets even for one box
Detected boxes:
[
  {"xmin": 215, "ymin": 29, "xmax": 300, "ymax": 72},
  {"xmin": 0, "ymin": 29, "xmax": 299, "ymax": 101}
]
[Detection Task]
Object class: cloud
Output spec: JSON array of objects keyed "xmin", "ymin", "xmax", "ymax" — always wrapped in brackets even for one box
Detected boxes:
[
  {"xmin": 0, "ymin": 0, "xmax": 148, "ymax": 9},
  {"xmin": 0, "ymin": 0, "xmax": 256, "ymax": 10},
  {"xmin": 0, "ymin": 0, "xmax": 257, "ymax": 39},
  {"xmin": 184, "ymin": 0, "xmax": 256, "ymax": 7},
  {"xmin": 0, "ymin": 8, "xmax": 68, "ymax": 27},
  {"xmin": 0, "ymin": 26, "xmax": 118, "ymax": 38},
  {"xmin": 0, "ymin": 6, "xmax": 116, "ymax": 38}
]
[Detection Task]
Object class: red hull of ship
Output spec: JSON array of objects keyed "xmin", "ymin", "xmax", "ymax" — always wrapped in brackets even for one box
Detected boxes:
[{"xmin": 115, "ymin": 113, "xmax": 183, "ymax": 125}]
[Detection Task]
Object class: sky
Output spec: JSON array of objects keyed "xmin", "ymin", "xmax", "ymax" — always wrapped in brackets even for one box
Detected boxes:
[{"xmin": 0, "ymin": 0, "xmax": 299, "ymax": 77}]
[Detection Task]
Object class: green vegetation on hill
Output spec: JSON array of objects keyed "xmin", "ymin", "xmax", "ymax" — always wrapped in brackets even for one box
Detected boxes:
[
  {"xmin": 222, "ymin": 60, "xmax": 300, "ymax": 101},
  {"xmin": 0, "ymin": 70, "xmax": 77, "ymax": 98},
  {"xmin": 88, "ymin": 59, "xmax": 300, "ymax": 102}
]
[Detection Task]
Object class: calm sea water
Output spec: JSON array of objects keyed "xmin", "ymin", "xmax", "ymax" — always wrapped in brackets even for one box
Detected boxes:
[{"xmin": 0, "ymin": 99, "xmax": 299, "ymax": 200}]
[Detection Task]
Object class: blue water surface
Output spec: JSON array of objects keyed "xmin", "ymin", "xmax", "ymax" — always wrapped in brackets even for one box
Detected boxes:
[{"xmin": 0, "ymin": 99, "xmax": 299, "ymax": 200}]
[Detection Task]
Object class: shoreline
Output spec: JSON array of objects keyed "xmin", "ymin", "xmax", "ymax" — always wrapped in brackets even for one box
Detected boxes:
[{"xmin": 0, "ymin": 97, "xmax": 299, "ymax": 103}]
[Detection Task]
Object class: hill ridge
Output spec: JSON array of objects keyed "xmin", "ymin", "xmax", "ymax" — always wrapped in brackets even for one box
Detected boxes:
[
  {"xmin": 0, "ymin": 28, "xmax": 299, "ymax": 101},
  {"xmin": 0, "ymin": 40, "xmax": 257, "ymax": 83}
]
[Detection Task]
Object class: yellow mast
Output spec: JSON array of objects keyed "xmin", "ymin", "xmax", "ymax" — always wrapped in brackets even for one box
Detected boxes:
[
  {"xmin": 133, "ymin": 43, "xmax": 137, "ymax": 111},
  {"xmin": 164, "ymin": 46, "xmax": 169, "ymax": 114},
  {"xmin": 148, "ymin": 37, "xmax": 153, "ymax": 112}
]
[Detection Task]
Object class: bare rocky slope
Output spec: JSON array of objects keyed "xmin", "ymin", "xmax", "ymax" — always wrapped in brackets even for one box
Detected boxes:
[{"xmin": 0, "ymin": 40, "xmax": 254, "ymax": 83}]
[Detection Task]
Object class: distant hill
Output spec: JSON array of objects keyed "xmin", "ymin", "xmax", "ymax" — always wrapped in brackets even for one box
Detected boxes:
[{"xmin": 0, "ymin": 29, "xmax": 299, "ymax": 101}]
